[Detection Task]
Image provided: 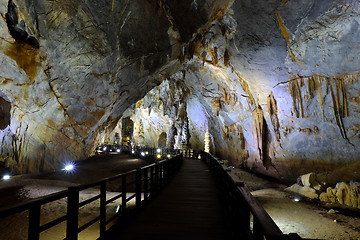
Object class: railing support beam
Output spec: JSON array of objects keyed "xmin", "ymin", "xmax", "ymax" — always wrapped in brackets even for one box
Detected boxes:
[
  {"xmin": 28, "ymin": 205, "xmax": 40, "ymax": 240},
  {"xmin": 67, "ymin": 186, "xmax": 79, "ymax": 240}
]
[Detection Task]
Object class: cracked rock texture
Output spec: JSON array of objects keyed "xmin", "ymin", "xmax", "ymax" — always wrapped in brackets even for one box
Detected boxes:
[{"xmin": 0, "ymin": 0, "xmax": 360, "ymax": 183}]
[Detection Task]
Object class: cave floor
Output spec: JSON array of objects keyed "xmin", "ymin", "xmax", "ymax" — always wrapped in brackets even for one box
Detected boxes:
[
  {"xmin": 233, "ymin": 168, "xmax": 360, "ymax": 240},
  {"xmin": 0, "ymin": 155, "xmax": 359, "ymax": 239}
]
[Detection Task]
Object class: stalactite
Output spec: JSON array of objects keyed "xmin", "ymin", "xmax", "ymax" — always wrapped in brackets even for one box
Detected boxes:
[
  {"xmin": 179, "ymin": 117, "xmax": 190, "ymax": 149},
  {"xmin": 267, "ymin": 92, "xmax": 280, "ymax": 141},
  {"xmin": 289, "ymin": 79, "xmax": 304, "ymax": 118},
  {"xmin": 252, "ymin": 105, "xmax": 271, "ymax": 169},
  {"xmin": 286, "ymin": 73, "xmax": 355, "ymax": 143},
  {"xmin": 307, "ymin": 76, "xmax": 316, "ymax": 99},
  {"xmin": 330, "ymin": 84, "xmax": 351, "ymax": 144},
  {"xmin": 233, "ymin": 70, "xmax": 256, "ymax": 109},
  {"xmin": 209, "ymin": 46, "xmax": 218, "ymax": 65},
  {"xmin": 239, "ymin": 127, "xmax": 246, "ymax": 150},
  {"xmin": 166, "ymin": 123, "xmax": 177, "ymax": 150},
  {"xmin": 121, "ymin": 117, "xmax": 133, "ymax": 147},
  {"xmin": 313, "ymin": 75, "xmax": 325, "ymax": 118},
  {"xmin": 223, "ymin": 47, "xmax": 230, "ymax": 67},
  {"xmin": 137, "ymin": 119, "xmax": 145, "ymax": 146}
]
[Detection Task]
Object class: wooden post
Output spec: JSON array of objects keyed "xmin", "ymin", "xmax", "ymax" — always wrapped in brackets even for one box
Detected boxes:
[
  {"xmin": 154, "ymin": 163, "xmax": 159, "ymax": 192},
  {"xmin": 253, "ymin": 217, "xmax": 264, "ymax": 240},
  {"xmin": 67, "ymin": 186, "xmax": 79, "ymax": 240},
  {"xmin": 28, "ymin": 205, "xmax": 41, "ymax": 240},
  {"xmin": 99, "ymin": 182, "xmax": 106, "ymax": 238},
  {"xmin": 136, "ymin": 168, "xmax": 142, "ymax": 209},
  {"xmin": 122, "ymin": 175, "xmax": 127, "ymax": 216},
  {"xmin": 150, "ymin": 166, "xmax": 154, "ymax": 196},
  {"xmin": 143, "ymin": 168, "xmax": 148, "ymax": 202}
]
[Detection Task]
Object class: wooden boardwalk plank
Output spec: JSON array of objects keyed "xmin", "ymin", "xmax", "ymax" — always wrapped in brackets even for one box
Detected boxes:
[{"xmin": 108, "ymin": 158, "xmax": 231, "ymax": 240}]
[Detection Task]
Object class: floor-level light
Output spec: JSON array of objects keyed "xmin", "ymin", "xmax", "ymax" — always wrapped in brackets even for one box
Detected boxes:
[
  {"xmin": 2, "ymin": 174, "xmax": 10, "ymax": 180},
  {"xmin": 115, "ymin": 205, "xmax": 121, "ymax": 213},
  {"xmin": 64, "ymin": 163, "xmax": 75, "ymax": 172},
  {"xmin": 156, "ymin": 154, "xmax": 161, "ymax": 159}
]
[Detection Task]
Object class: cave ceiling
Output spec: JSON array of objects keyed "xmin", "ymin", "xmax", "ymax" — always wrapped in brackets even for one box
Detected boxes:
[{"xmin": 0, "ymin": 0, "xmax": 359, "ymax": 183}]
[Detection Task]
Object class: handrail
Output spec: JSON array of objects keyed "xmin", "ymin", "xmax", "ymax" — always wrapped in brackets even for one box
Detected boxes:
[
  {"xmin": 0, "ymin": 149, "xmax": 182, "ymax": 240},
  {"xmin": 193, "ymin": 151, "xmax": 303, "ymax": 240}
]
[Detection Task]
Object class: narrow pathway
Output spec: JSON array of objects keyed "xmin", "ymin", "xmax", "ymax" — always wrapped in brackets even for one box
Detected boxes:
[{"xmin": 109, "ymin": 158, "xmax": 231, "ymax": 240}]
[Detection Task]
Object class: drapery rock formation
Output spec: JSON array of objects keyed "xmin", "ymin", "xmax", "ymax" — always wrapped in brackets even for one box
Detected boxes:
[{"xmin": 0, "ymin": 0, "xmax": 360, "ymax": 184}]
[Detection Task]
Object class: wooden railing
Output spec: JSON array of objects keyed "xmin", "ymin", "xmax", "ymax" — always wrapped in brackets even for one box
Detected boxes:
[
  {"xmin": 190, "ymin": 151, "xmax": 304, "ymax": 240},
  {"xmin": 0, "ymin": 153, "xmax": 182, "ymax": 240}
]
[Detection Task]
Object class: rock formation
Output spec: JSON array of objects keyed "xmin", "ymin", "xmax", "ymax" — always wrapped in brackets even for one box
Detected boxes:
[{"xmin": 0, "ymin": 0, "xmax": 359, "ymax": 185}]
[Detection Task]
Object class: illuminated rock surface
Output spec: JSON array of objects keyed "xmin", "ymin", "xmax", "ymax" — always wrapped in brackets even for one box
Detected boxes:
[{"xmin": 0, "ymin": 0, "xmax": 359, "ymax": 184}]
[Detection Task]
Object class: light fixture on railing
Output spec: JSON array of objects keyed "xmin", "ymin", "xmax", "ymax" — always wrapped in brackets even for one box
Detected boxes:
[{"xmin": 156, "ymin": 154, "xmax": 161, "ymax": 159}]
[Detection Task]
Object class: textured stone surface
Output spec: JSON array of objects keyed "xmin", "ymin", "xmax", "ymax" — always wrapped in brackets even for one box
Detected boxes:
[
  {"xmin": 115, "ymin": 0, "xmax": 360, "ymax": 183},
  {"xmin": 0, "ymin": 0, "xmax": 359, "ymax": 183}
]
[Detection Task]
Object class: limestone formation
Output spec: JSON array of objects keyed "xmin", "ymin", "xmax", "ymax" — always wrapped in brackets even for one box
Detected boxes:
[
  {"xmin": 286, "ymin": 172, "xmax": 324, "ymax": 200},
  {"xmin": 0, "ymin": 0, "xmax": 359, "ymax": 184},
  {"xmin": 290, "ymin": 173, "xmax": 360, "ymax": 208}
]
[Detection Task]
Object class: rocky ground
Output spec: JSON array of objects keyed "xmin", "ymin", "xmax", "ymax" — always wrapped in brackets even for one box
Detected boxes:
[{"xmin": 233, "ymin": 168, "xmax": 360, "ymax": 240}]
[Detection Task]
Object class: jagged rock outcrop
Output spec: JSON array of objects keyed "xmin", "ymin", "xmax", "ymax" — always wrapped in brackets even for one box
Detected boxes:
[
  {"xmin": 0, "ymin": 0, "xmax": 225, "ymax": 173},
  {"xmin": 114, "ymin": 0, "xmax": 360, "ymax": 183},
  {"xmin": 0, "ymin": 0, "xmax": 359, "ymax": 183},
  {"xmin": 287, "ymin": 172, "xmax": 360, "ymax": 208}
]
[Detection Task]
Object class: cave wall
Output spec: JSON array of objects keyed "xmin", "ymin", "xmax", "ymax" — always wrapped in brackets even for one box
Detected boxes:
[
  {"xmin": 0, "ymin": 0, "xmax": 227, "ymax": 173},
  {"xmin": 0, "ymin": 0, "xmax": 359, "ymax": 182},
  {"xmin": 119, "ymin": 0, "xmax": 360, "ymax": 183}
]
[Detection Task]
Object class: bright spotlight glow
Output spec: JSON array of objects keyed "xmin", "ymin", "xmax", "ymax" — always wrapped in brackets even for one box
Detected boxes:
[
  {"xmin": 198, "ymin": 155, "xmax": 201, "ymax": 159},
  {"xmin": 156, "ymin": 148, "xmax": 161, "ymax": 153},
  {"xmin": 115, "ymin": 205, "xmax": 120, "ymax": 213},
  {"xmin": 145, "ymin": 151, "xmax": 149, "ymax": 155},
  {"xmin": 116, "ymin": 149, "xmax": 121, "ymax": 153},
  {"xmin": 131, "ymin": 150, "xmax": 135, "ymax": 154},
  {"xmin": 167, "ymin": 154, "xmax": 171, "ymax": 158},
  {"xmin": 156, "ymin": 154, "xmax": 161, "ymax": 159},
  {"xmin": 64, "ymin": 163, "xmax": 75, "ymax": 171},
  {"xmin": 293, "ymin": 198, "xmax": 300, "ymax": 202},
  {"xmin": 141, "ymin": 152, "xmax": 145, "ymax": 156},
  {"xmin": 103, "ymin": 147, "xmax": 107, "ymax": 151},
  {"xmin": 2, "ymin": 174, "xmax": 10, "ymax": 180}
]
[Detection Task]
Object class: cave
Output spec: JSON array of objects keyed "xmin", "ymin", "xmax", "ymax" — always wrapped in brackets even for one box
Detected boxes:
[{"xmin": 0, "ymin": 0, "xmax": 360, "ymax": 239}]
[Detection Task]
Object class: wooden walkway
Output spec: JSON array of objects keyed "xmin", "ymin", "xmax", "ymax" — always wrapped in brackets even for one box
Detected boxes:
[{"xmin": 108, "ymin": 158, "xmax": 231, "ymax": 240}]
